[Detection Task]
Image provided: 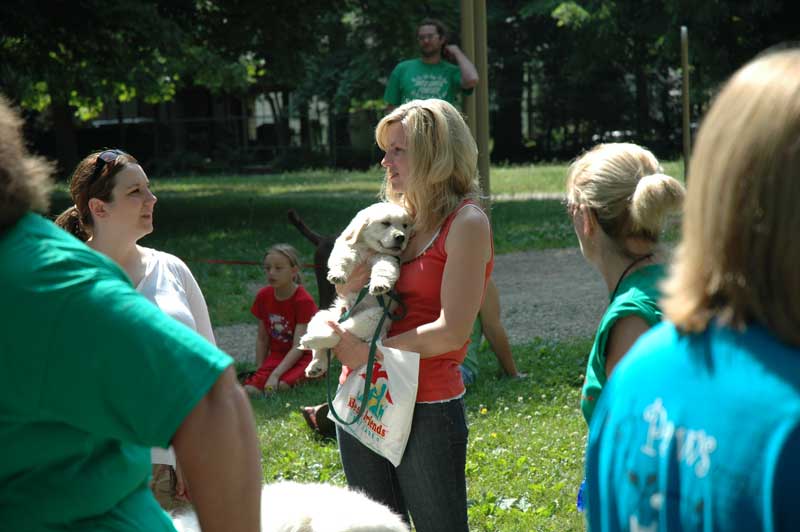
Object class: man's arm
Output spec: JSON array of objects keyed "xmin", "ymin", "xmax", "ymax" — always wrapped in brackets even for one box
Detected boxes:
[
  {"xmin": 173, "ymin": 366, "xmax": 262, "ymax": 532},
  {"xmin": 480, "ymin": 277, "xmax": 523, "ymax": 377},
  {"xmin": 445, "ymin": 45, "xmax": 479, "ymax": 89}
]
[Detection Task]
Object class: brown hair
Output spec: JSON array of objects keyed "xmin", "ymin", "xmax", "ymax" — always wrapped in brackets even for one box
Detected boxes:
[
  {"xmin": 265, "ymin": 243, "xmax": 303, "ymax": 285},
  {"xmin": 54, "ymin": 150, "xmax": 139, "ymax": 241},
  {"xmin": 0, "ymin": 95, "xmax": 54, "ymax": 232},
  {"xmin": 662, "ymin": 48, "xmax": 800, "ymax": 345},
  {"xmin": 418, "ymin": 18, "xmax": 449, "ymax": 40},
  {"xmin": 566, "ymin": 142, "xmax": 684, "ymax": 256},
  {"xmin": 376, "ymin": 99, "xmax": 479, "ymax": 232}
]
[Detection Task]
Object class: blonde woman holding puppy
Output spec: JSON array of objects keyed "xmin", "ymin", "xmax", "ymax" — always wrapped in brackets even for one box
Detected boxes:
[
  {"xmin": 585, "ymin": 48, "xmax": 800, "ymax": 531},
  {"xmin": 327, "ymin": 98, "xmax": 492, "ymax": 532},
  {"xmin": 55, "ymin": 150, "xmax": 215, "ymax": 508}
]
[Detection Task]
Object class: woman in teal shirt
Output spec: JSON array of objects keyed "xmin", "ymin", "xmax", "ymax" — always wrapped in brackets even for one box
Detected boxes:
[
  {"xmin": 585, "ymin": 47, "xmax": 800, "ymax": 532},
  {"xmin": 565, "ymin": 143, "xmax": 684, "ymax": 424},
  {"xmin": 565, "ymin": 143, "xmax": 685, "ymax": 510}
]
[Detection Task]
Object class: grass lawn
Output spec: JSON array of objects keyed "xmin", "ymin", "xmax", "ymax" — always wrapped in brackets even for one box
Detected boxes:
[
  {"xmin": 250, "ymin": 336, "xmax": 591, "ymax": 532},
  {"xmin": 47, "ymin": 162, "xmax": 681, "ymax": 530}
]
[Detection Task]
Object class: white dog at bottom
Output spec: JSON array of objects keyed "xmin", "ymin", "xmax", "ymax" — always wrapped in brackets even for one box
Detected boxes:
[
  {"xmin": 301, "ymin": 202, "xmax": 411, "ymax": 378},
  {"xmin": 170, "ymin": 481, "xmax": 409, "ymax": 532}
]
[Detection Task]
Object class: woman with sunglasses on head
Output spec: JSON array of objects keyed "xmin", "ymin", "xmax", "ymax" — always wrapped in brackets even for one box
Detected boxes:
[
  {"xmin": 56, "ymin": 149, "xmax": 214, "ymax": 508},
  {"xmin": 565, "ymin": 143, "xmax": 684, "ymax": 509}
]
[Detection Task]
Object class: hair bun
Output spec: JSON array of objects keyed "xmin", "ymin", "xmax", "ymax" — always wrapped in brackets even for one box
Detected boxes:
[
  {"xmin": 630, "ymin": 173, "xmax": 686, "ymax": 235},
  {"xmin": 54, "ymin": 204, "xmax": 90, "ymax": 241}
]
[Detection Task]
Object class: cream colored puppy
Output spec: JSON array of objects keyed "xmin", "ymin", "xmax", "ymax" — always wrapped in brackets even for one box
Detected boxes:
[
  {"xmin": 300, "ymin": 202, "xmax": 411, "ymax": 378},
  {"xmin": 171, "ymin": 480, "xmax": 409, "ymax": 532}
]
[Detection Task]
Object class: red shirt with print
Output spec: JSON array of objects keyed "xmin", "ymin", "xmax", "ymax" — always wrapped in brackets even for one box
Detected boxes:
[{"xmin": 251, "ymin": 285, "xmax": 317, "ymax": 359}]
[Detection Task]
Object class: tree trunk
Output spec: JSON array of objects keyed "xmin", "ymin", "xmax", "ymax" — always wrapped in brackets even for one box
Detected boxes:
[
  {"xmin": 266, "ymin": 92, "xmax": 286, "ymax": 148},
  {"xmin": 300, "ymin": 105, "xmax": 311, "ymax": 150},
  {"xmin": 491, "ymin": 57, "xmax": 525, "ymax": 163},
  {"xmin": 634, "ymin": 56, "xmax": 649, "ymax": 140},
  {"xmin": 51, "ymin": 100, "xmax": 78, "ymax": 177},
  {"xmin": 335, "ymin": 110, "xmax": 351, "ymax": 168}
]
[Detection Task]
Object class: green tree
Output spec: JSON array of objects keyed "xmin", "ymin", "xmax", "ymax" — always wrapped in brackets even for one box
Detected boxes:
[{"xmin": 0, "ymin": 0, "xmax": 260, "ymax": 172}]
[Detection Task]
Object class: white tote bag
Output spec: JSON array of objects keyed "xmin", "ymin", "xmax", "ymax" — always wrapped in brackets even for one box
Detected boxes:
[{"xmin": 329, "ymin": 341, "xmax": 420, "ymax": 467}]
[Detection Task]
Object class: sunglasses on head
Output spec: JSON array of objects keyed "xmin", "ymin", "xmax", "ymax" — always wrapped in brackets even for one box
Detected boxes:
[{"xmin": 89, "ymin": 149, "xmax": 127, "ymax": 184}]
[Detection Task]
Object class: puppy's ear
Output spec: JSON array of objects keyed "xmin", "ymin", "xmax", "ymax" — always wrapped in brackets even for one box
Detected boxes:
[{"xmin": 341, "ymin": 209, "xmax": 370, "ymax": 244}]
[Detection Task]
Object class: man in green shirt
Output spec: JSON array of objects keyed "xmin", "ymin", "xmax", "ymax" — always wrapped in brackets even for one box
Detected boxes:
[
  {"xmin": 384, "ymin": 18, "xmax": 479, "ymax": 111},
  {"xmin": 0, "ymin": 95, "xmax": 261, "ymax": 532}
]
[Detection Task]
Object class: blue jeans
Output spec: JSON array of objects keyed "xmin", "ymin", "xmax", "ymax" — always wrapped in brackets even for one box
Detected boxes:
[{"xmin": 337, "ymin": 398, "xmax": 469, "ymax": 532}]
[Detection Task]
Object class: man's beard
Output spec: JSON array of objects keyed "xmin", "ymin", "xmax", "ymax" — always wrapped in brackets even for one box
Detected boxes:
[{"xmin": 420, "ymin": 46, "xmax": 440, "ymax": 59}]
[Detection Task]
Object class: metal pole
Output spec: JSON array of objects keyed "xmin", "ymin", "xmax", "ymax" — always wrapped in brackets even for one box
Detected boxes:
[
  {"xmin": 460, "ymin": 0, "xmax": 476, "ymax": 140},
  {"xmin": 474, "ymin": 0, "xmax": 490, "ymax": 204},
  {"xmin": 681, "ymin": 26, "xmax": 691, "ymax": 184}
]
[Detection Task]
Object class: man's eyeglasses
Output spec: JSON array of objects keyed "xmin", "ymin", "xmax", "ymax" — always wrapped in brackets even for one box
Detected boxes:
[
  {"xmin": 89, "ymin": 149, "xmax": 127, "ymax": 184},
  {"xmin": 417, "ymin": 33, "xmax": 439, "ymax": 42}
]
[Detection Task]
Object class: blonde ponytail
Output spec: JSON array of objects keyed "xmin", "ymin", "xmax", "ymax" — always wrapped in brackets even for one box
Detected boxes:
[
  {"xmin": 566, "ymin": 143, "xmax": 685, "ymax": 249},
  {"xmin": 630, "ymin": 173, "xmax": 685, "ymax": 239}
]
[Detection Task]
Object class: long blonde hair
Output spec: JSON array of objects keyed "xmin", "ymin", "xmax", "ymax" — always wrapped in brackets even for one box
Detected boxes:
[
  {"xmin": 662, "ymin": 48, "xmax": 800, "ymax": 346},
  {"xmin": 566, "ymin": 143, "xmax": 684, "ymax": 254},
  {"xmin": 376, "ymin": 99, "xmax": 479, "ymax": 232}
]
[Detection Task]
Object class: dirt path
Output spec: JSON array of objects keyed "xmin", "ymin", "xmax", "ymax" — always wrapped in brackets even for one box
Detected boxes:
[{"xmin": 214, "ymin": 247, "xmax": 607, "ymax": 362}]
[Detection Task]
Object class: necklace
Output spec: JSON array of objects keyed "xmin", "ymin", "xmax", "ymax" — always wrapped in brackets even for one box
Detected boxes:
[{"xmin": 610, "ymin": 253, "xmax": 654, "ymax": 300}]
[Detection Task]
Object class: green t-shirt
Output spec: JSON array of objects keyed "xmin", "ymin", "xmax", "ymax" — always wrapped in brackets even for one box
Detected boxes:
[
  {"xmin": 580, "ymin": 264, "xmax": 665, "ymax": 424},
  {"xmin": 0, "ymin": 213, "xmax": 232, "ymax": 531},
  {"xmin": 384, "ymin": 58, "xmax": 471, "ymax": 106}
]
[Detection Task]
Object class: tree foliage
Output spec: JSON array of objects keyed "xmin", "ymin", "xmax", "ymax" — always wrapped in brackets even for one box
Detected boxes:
[{"xmin": 1, "ymin": 0, "xmax": 796, "ymax": 168}]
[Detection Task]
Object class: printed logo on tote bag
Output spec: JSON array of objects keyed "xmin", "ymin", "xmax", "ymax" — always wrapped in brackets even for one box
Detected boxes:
[
  {"xmin": 346, "ymin": 362, "xmax": 394, "ymax": 440},
  {"xmin": 331, "ymin": 342, "xmax": 419, "ymax": 466}
]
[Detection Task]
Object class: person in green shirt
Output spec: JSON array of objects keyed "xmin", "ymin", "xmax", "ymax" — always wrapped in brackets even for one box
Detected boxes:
[
  {"xmin": 0, "ymin": 95, "xmax": 262, "ymax": 532},
  {"xmin": 565, "ymin": 142, "xmax": 685, "ymax": 511},
  {"xmin": 565, "ymin": 143, "xmax": 685, "ymax": 424},
  {"xmin": 384, "ymin": 18, "xmax": 478, "ymax": 111}
]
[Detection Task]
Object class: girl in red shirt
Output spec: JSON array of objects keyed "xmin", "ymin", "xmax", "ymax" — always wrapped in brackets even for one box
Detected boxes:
[{"xmin": 243, "ymin": 244, "xmax": 318, "ymax": 397}]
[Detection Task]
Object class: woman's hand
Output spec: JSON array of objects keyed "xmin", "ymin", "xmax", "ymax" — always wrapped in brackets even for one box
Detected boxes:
[
  {"xmin": 175, "ymin": 461, "xmax": 191, "ymax": 502},
  {"xmin": 335, "ymin": 262, "xmax": 371, "ymax": 296},
  {"xmin": 326, "ymin": 321, "xmax": 380, "ymax": 368}
]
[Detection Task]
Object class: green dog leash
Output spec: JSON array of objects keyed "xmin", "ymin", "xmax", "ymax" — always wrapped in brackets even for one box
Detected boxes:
[{"xmin": 325, "ymin": 287, "xmax": 404, "ymax": 426}]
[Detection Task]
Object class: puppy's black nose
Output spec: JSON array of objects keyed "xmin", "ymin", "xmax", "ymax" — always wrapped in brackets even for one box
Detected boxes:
[{"xmin": 395, "ymin": 234, "xmax": 405, "ymax": 244}]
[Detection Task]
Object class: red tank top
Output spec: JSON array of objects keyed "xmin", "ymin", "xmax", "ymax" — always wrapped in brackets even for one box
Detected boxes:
[{"xmin": 341, "ymin": 200, "xmax": 494, "ymax": 402}]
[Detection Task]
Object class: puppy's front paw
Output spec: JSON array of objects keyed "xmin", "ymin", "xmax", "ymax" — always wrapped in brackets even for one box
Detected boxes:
[
  {"xmin": 300, "ymin": 331, "xmax": 340, "ymax": 350},
  {"xmin": 305, "ymin": 357, "xmax": 328, "ymax": 378},
  {"xmin": 369, "ymin": 278, "xmax": 392, "ymax": 295},
  {"xmin": 327, "ymin": 269, "xmax": 347, "ymax": 285}
]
